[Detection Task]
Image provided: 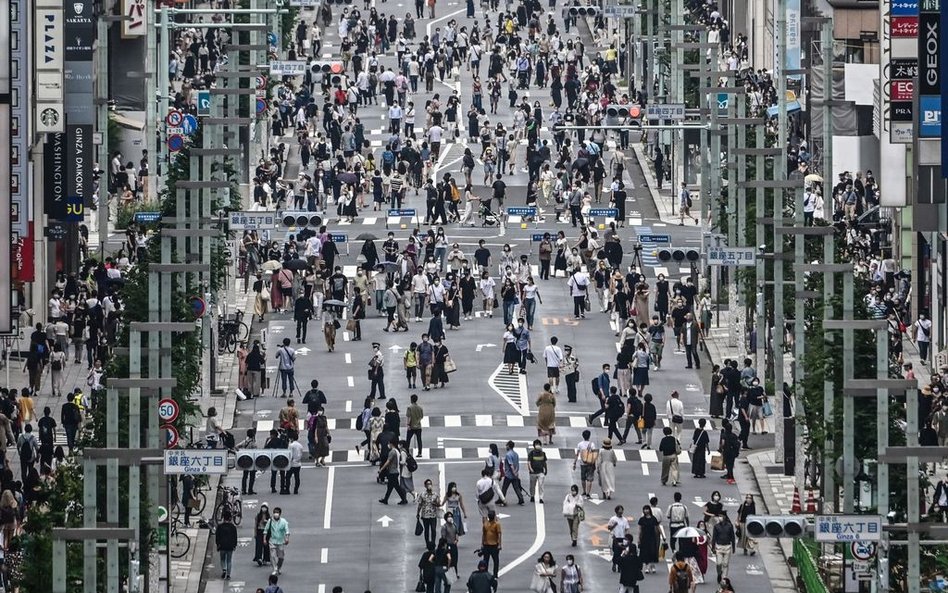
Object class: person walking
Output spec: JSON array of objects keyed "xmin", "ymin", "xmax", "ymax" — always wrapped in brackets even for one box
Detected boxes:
[
  {"xmin": 678, "ymin": 182, "xmax": 697, "ymax": 225},
  {"xmin": 530, "ymin": 551, "xmax": 558, "ymax": 593},
  {"xmin": 417, "ymin": 478, "xmax": 443, "ymax": 548},
  {"xmin": 368, "ymin": 342, "xmax": 386, "ymax": 400},
  {"xmin": 562, "ymin": 485, "xmax": 584, "ymax": 546},
  {"xmin": 667, "ymin": 390, "xmax": 685, "ymax": 439},
  {"xmin": 406, "ymin": 394, "xmax": 425, "ymax": 457},
  {"xmin": 287, "ymin": 430, "xmax": 305, "ymax": 492},
  {"xmin": 711, "ymin": 511, "xmax": 736, "ymax": 583},
  {"xmin": 659, "ymin": 427, "xmax": 681, "ymax": 487},
  {"xmin": 501, "ymin": 440, "xmax": 525, "ymax": 505},
  {"xmin": 467, "ymin": 561, "xmax": 497, "ymax": 593},
  {"xmin": 293, "ymin": 294, "xmax": 313, "ymax": 344},
  {"xmin": 560, "ymin": 554, "xmax": 584, "ymax": 593},
  {"xmin": 683, "ymin": 314, "xmax": 702, "ymax": 369},
  {"xmin": 252, "ymin": 503, "xmax": 271, "ymax": 567},
  {"xmin": 535, "ymin": 384, "xmax": 557, "ymax": 445},
  {"xmin": 543, "ymin": 337, "xmax": 564, "ymax": 392},
  {"xmin": 617, "ymin": 540, "xmax": 643, "ymax": 593},
  {"xmin": 431, "ymin": 538, "xmax": 452, "ymax": 593},
  {"xmin": 669, "ymin": 553, "xmax": 695, "ymax": 593},
  {"xmin": 597, "ymin": 438, "xmax": 618, "ymax": 499},
  {"xmin": 637, "ymin": 505, "xmax": 663, "ymax": 574},
  {"xmin": 691, "ymin": 418, "xmax": 711, "ymax": 478},
  {"xmin": 607, "ymin": 505, "xmax": 631, "ymax": 573},
  {"xmin": 275, "ymin": 338, "xmax": 297, "ymax": 398},
  {"xmin": 216, "ymin": 510, "xmax": 238, "ymax": 579},
  {"xmin": 913, "ymin": 312, "xmax": 932, "ymax": 363},
  {"xmin": 573, "ymin": 430, "xmax": 598, "ymax": 498},
  {"xmin": 736, "ymin": 494, "xmax": 758, "ymax": 555},
  {"xmin": 527, "ymin": 440, "xmax": 548, "ymax": 503},
  {"xmin": 667, "ymin": 492, "xmax": 691, "ymax": 551},
  {"xmin": 720, "ymin": 421, "xmax": 741, "ymax": 483},
  {"xmin": 442, "ymin": 481, "xmax": 468, "ymax": 537},
  {"xmin": 560, "ymin": 345, "xmax": 580, "ymax": 403},
  {"xmin": 378, "ymin": 438, "xmax": 408, "ymax": 505},
  {"xmin": 480, "ymin": 510, "xmax": 502, "ymax": 578},
  {"xmin": 264, "ymin": 506, "xmax": 290, "ymax": 576}
]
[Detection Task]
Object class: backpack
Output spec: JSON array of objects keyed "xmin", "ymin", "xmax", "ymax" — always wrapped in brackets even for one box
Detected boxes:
[
  {"xmin": 18, "ymin": 438, "xmax": 33, "ymax": 463},
  {"xmin": 674, "ymin": 567, "xmax": 690, "ymax": 592},
  {"xmin": 405, "ymin": 453, "xmax": 418, "ymax": 473},
  {"xmin": 355, "ymin": 412, "xmax": 365, "ymax": 431},
  {"xmin": 478, "ymin": 487, "xmax": 495, "ymax": 504},
  {"xmin": 669, "ymin": 503, "xmax": 687, "ymax": 525},
  {"xmin": 590, "ymin": 378, "xmax": 601, "ymax": 396},
  {"xmin": 51, "ymin": 356, "xmax": 63, "ymax": 372}
]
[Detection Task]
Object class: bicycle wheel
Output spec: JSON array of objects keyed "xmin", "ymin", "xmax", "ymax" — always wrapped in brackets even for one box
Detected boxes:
[
  {"xmin": 170, "ymin": 502, "xmax": 182, "ymax": 524},
  {"xmin": 170, "ymin": 529, "xmax": 191, "ymax": 559},
  {"xmin": 192, "ymin": 491, "xmax": 207, "ymax": 515},
  {"xmin": 217, "ymin": 331, "xmax": 227, "ymax": 355},
  {"xmin": 214, "ymin": 501, "xmax": 227, "ymax": 525},
  {"xmin": 232, "ymin": 501, "xmax": 243, "ymax": 526},
  {"xmin": 226, "ymin": 332, "xmax": 238, "ymax": 353},
  {"xmin": 237, "ymin": 321, "xmax": 250, "ymax": 343}
]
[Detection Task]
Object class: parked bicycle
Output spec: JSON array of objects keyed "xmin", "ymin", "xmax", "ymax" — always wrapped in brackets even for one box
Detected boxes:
[
  {"xmin": 169, "ymin": 515, "xmax": 191, "ymax": 559},
  {"xmin": 217, "ymin": 310, "xmax": 249, "ymax": 354},
  {"xmin": 214, "ymin": 485, "xmax": 243, "ymax": 527}
]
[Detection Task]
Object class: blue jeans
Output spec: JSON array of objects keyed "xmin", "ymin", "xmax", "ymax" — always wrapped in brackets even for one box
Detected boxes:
[
  {"xmin": 280, "ymin": 369, "xmax": 295, "ymax": 395},
  {"xmin": 503, "ymin": 301, "xmax": 516, "ymax": 325},
  {"xmin": 434, "ymin": 565, "xmax": 450, "ymax": 593},
  {"xmin": 523, "ymin": 298, "xmax": 536, "ymax": 327},
  {"xmin": 219, "ymin": 549, "xmax": 233, "ymax": 575}
]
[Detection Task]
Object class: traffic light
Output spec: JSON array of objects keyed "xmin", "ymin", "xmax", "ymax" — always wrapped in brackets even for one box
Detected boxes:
[
  {"xmin": 568, "ymin": 6, "xmax": 599, "ymax": 17},
  {"xmin": 604, "ymin": 104, "xmax": 643, "ymax": 126},
  {"xmin": 309, "ymin": 61, "xmax": 347, "ymax": 85},
  {"xmin": 744, "ymin": 515, "xmax": 807, "ymax": 538},
  {"xmin": 235, "ymin": 449, "xmax": 292, "ymax": 472},
  {"xmin": 281, "ymin": 211, "xmax": 323, "ymax": 228},
  {"xmin": 657, "ymin": 248, "xmax": 701, "ymax": 263}
]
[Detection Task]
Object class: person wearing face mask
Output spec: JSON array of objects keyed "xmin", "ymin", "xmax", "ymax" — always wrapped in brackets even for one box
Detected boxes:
[
  {"xmin": 560, "ymin": 554, "xmax": 584, "ymax": 593},
  {"xmin": 441, "ymin": 511, "xmax": 461, "ymax": 578},
  {"xmin": 736, "ymin": 494, "xmax": 757, "ymax": 555},
  {"xmin": 417, "ymin": 478, "xmax": 443, "ymax": 548},
  {"xmin": 368, "ymin": 342, "xmax": 386, "ymax": 400},
  {"xmin": 263, "ymin": 506, "xmax": 290, "ymax": 576},
  {"xmin": 253, "ymin": 503, "xmax": 271, "ymax": 567},
  {"xmin": 703, "ymin": 491, "xmax": 724, "ymax": 534}
]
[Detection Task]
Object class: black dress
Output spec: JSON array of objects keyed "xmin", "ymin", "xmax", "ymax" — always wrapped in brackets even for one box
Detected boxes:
[
  {"xmin": 709, "ymin": 370, "xmax": 725, "ymax": 417},
  {"xmin": 655, "ymin": 279, "xmax": 669, "ymax": 320},
  {"xmin": 637, "ymin": 515, "xmax": 660, "ymax": 563},
  {"xmin": 691, "ymin": 428, "xmax": 710, "ymax": 477}
]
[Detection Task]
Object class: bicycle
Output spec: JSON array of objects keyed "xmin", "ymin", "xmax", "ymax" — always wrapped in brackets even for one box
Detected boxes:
[
  {"xmin": 169, "ymin": 515, "xmax": 191, "ymax": 559},
  {"xmin": 217, "ymin": 310, "xmax": 250, "ymax": 354},
  {"xmin": 214, "ymin": 485, "xmax": 243, "ymax": 527}
]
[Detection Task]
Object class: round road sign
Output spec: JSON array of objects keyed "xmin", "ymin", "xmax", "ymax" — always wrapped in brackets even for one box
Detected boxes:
[
  {"xmin": 163, "ymin": 425, "xmax": 180, "ymax": 448},
  {"xmin": 158, "ymin": 398, "xmax": 180, "ymax": 423},
  {"xmin": 167, "ymin": 134, "xmax": 185, "ymax": 152},
  {"xmin": 165, "ymin": 110, "xmax": 184, "ymax": 126},
  {"xmin": 851, "ymin": 542, "xmax": 876, "ymax": 561},
  {"xmin": 255, "ymin": 75, "xmax": 268, "ymax": 90},
  {"xmin": 157, "ymin": 506, "xmax": 169, "ymax": 523},
  {"xmin": 181, "ymin": 114, "xmax": 199, "ymax": 136},
  {"xmin": 256, "ymin": 99, "xmax": 268, "ymax": 115},
  {"xmin": 267, "ymin": 32, "xmax": 278, "ymax": 45},
  {"xmin": 189, "ymin": 296, "xmax": 207, "ymax": 319}
]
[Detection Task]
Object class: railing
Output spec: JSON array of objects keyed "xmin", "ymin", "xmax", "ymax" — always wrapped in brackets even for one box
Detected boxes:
[{"xmin": 794, "ymin": 538, "xmax": 831, "ymax": 593}]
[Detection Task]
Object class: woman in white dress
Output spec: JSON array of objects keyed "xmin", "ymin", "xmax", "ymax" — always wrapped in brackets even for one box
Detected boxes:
[
  {"xmin": 596, "ymin": 438, "xmax": 618, "ymax": 499},
  {"xmin": 530, "ymin": 551, "xmax": 558, "ymax": 593}
]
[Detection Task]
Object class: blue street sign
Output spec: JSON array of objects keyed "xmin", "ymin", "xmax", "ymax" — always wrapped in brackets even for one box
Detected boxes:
[
  {"xmin": 387, "ymin": 209, "xmax": 416, "ymax": 217},
  {"xmin": 256, "ymin": 99, "xmax": 268, "ymax": 115},
  {"xmin": 181, "ymin": 114, "xmax": 199, "ymax": 136},
  {"xmin": 532, "ymin": 233, "xmax": 552, "ymax": 242},
  {"xmin": 267, "ymin": 32, "xmax": 278, "ymax": 45},
  {"xmin": 588, "ymin": 208, "xmax": 618, "ymax": 217},
  {"xmin": 65, "ymin": 196, "xmax": 85, "ymax": 222},
  {"xmin": 331, "ymin": 233, "xmax": 348, "ymax": 243},
  {"xmin": 638, "ymin": 234, "xmax": 671, "ymax": 244},
  {"xmin": 891, "ymin": 0, "xmax": 919, "ymax": 16},
  {"xmin": 166, "ymin": 134, "xmax": 185, "ymax": 153},
  {"xmin": 133, "ymin": 211, "xmax": 162, "ymax": 223},
  {"xmin": 197, "ymin": 90, "xmax": 211, "ymax": 117},
  {"xmin": 506, "ymin": 206, "xmax": 537, "ymax": 216}
]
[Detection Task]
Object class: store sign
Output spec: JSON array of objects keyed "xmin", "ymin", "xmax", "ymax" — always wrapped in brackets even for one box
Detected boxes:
[
  {"xmin": 66, "ymin": 124, "xmax": 92, "ymax": 217},
  {"xmin": 919, "ymin": 12, "xmax": 940, "ymax": 95},
  {"xmin": 35, "ymin": 8, "xmax": 64, "ymax": 70},
  {"xmin": 919, "ymin": 95, "xmax": 942, "ymax": 137},
  {"xmin": 122, "ymin": 0, "xmax": 147, "ymax": 38},
  {"xmin": 44, "ymin": 133, "xmax": 67, "ymax": 220},
  {"xmin": 892, "ymin": 16, "xmax": 920, "ymax": 37},
  {"xmin": 707, "ymin": 248, "xmax": 756, "ymax": 266}
]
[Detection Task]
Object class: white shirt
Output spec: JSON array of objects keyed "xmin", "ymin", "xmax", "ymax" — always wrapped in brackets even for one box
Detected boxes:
[
  {"xmin": 427, "ymin": 125, "xmax": 444, "ymax": 143},
  {"xmin": 916, "ymin": 318, "xmax": 932, "ymax": 342},
  {"xmin": 608, "ymin": 515, "xmax": 631, "ymax": 539},
  {"xmin": 476, "ymin": 476, "xmax": 494, "ymax": 497},
  {"xmin": 289, "ymin": 440, "xmax": 305, "ymax": 467},
  {"xmin": 49, "ymin": 298, "xmax": 63, "ymax": 319},
  {"xmin": 479, "ymin": 277, "xmax": 496, "ymax": 299},
  {"xmin": 567, "ymin": 272, "xmax": 589, "ymax": 297},
  {"xmin": 667, "ymin": 398, "xmax": 684, "ymax": 418},
  {"xmin": 411, "ymin": 273, "xmax": 429, "ymax": 293},
  {"xmin": 543, "ymin": 345, "xmax": 563, "ymax": 368}
]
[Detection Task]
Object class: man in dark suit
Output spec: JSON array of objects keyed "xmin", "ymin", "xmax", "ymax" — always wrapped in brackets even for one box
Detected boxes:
[{"xmin": 683, "ymin": 313, "xmax": 702, "ymax": 370}]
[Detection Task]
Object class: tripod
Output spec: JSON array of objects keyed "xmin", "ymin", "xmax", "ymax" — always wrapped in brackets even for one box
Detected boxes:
[
  {"xmin": 629, "ymin": 243, "xmax": 644, "ymax": 274},
  {"xmin": 270, "ymin": 366, "xmax": 304, "ymax": 399}
]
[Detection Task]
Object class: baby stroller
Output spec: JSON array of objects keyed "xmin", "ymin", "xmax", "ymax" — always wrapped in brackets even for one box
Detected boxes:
[{"xmin": 479, "ymin": 200, "xmax": 502, "ymax": 227}]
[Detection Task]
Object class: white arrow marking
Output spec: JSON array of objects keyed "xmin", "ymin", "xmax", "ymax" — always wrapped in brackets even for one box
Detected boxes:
[
  {"xmin": 746, "ymin": 564, "xmax": 764, "ymax": 575},
  {"xmin": 475, "ymin": 343, "xmax": 497, "ymax": 352},
  {"xmin": 685, "ymin": 384, "xmax": 701, "ymax": 392},
  {"xmin": 237, "ymin": 537, "xmax": 252, "ymax": 548},
  {"xmin": 270, "ymin": 326, "xmax": 285, "ymax": 333},
  {"xmin": 377, "ymin": 515, "xmax": 394, "ymax": 527},
  {"xmin": 388, "ymin": 344, "xmax": 404, "ymax": 352},
  {"xmin": 243, "ymin": 499, "xmax": 258, "ymax": 508},
  {"xmin": 255, "ymin": 410, "xmax": 272, "ymax": 417},
  {"xmin": 586, "ymin": 498, "xmax": 605, "ymax": 506},
  {"xmin": 498, "ymin": 483, "xmax": 545, "ymax": 576},
  {"xmin": 297, "ymin": 347, "xmax": 311, "ymax": 356},
  {"xmin": 589, "ymin": 548, "xmax": 613, "ymax": 561},
  {"xmin": 229, "ymin": 582, "xmax": 246, "ymax": 592},
  {"xmin": 497, "ymin": 513, "xmax": 511, "ymax": 519}
]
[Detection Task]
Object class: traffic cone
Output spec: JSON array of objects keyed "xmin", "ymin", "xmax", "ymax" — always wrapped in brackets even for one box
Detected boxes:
[
  {"xmin": 805, "ymin": 489, "xmax": 817, "ymax": 513},
  {"xmin": 791, "ymin": 487, "xmax": 802, "ymax": 514}
]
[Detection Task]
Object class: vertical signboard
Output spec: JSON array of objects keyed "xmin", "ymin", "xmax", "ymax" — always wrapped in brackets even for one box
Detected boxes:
[
  {"xmin": 122, "ymin": 0, "xmax": 147, "ymax": 38},
  {"xmin": 786, "ymin": 0, "xmax": 801, "ymax": 80},
  {"xmin": 10, "ymin": 0, "xmax": 30, "ymax": 241},
  {"xmin": 35, "ymin": 0, "xmax": 65, "ymax": 133},
  {"xmin": 942, "ymin": 2, "xmax": 948, "ymax": 175},
  {"xmin": 45, "ymin": 133, "xmax": 67, "ymax": 220},
  {"xmin": 0, "ymin": 0, "xmax": 14, "ymax": 333},
  {"xmin": 66, "ymin": 125, "xmax": 91, "ymax": 222},
  {"xmin": 918, "ymin": 0, "xmax": 942, "ymax": 138},
  {"xmin": 884, "ymin": 0, "xmax": 920, "ymax": 143},
  {"xmin": 64, "ymin": 0, "xmax": 95, "ymax": 125}
]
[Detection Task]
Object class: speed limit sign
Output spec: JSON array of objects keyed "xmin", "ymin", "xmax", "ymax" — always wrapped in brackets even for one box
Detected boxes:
[{"xmin": 158, "ymin": 398, "xmax": 180, "ymax": 423}]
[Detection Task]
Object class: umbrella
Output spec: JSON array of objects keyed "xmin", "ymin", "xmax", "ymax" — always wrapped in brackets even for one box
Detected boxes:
[
  {"xmin": 261, "ymin": 260, "xmax": 282, "ymax": 271},
  {"xmin": 804, "ymin": 173, "xmax": 823, "ymax": 183},
  {"xmin": 323, "ymin": 299, "xmax": 347, "ymax": 307},
  {"xmin": 338, "ymin": 172, "xmax": 359, "ymax": 185},
  {"xmin": 356, "ymin": 233, "xmax": 378, "ymax": 241},
  {"xmin": 283, "ymin": 258, "xmax": 309, "ymax": 272},
  {"xmin": 673, "ymin": 526, "xmax": 703, "ymax": 539},
  {"xmin": 377, "ymin": 261, "xmax": 400, "ymax": 272}
]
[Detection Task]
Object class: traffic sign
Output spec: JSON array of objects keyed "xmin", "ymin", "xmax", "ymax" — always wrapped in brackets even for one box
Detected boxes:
[
  {"xmin": 197, "ymin": 90, "xmax": 211, "ymax": 117},
  {"xmin": 387, "ymin": 208, "xmax": 417, "ymax": 217},
  {"xmin": 507, "ymin": 206, "xmax": 537, "ymax": 217},
  {"xmin": 331, "ymin": 233, "xmax": 348, "ymax": 243},
  {"xmin": 189, "ymin": 296, "xmax": 207, "ymax": 319},
  {"xmin": 167, "ymin": 134, "xmax": 185, "ymax": 152},
  {"xmin": 645, "ymin": 104, "xmax": 686, "ymax": 121},
  {"xmin": 158, "ymin": 398, "xmax": 180, "ymax": 423},
  {"xmin": 255, "ymin": 99, "xmax": 268, "ymax": 115},
  {"xmin": 815, "ymin": 514, "xmax": 883, "ymax": 542},
  {"xmin": 133, "ymin": 211, "xmax": 162, "ymax": 223},
  {"xmin": 588, "ymin": 208, "xmax": 618, "ymax": 218},
  {"xmin": 164, "ymin": 449, "xmax": 229, "ymax": 474},
  {"xmin": 166, "ymin": 126, "xmax": 184, "ymax": 135},
  {"xmin": 603, "ymin": 4, "xmax": 638, "ymax": 17},
  {"xmin": 269, "ymin": 61, "xmax": 306, "ymax": 76},
  {"xmin": 157, "ymin": 506, "xmax": 169, "ymax": 523},
  {"xmin": 254, "ymin": 75, "xmax": 268, "ymax": 91},
  {"xmin": 638, "ymin": 233, "xmax": 671, "ymax": 244},
  {"xmin": 163, "ymin": 425, "xmax": 180, "ymax": 449},
  {"xmin": 267, "ymin": 32, "xmax": 278, "ymax": 46},
  {"xmin": 181, "ymin": 114, "xmax": 199, "ymax": 135},
  {"xmin": 851, "ymin": 541, "xmax": 877, "ymax": 560},
  {"xmin": 165, "ymin": 110, "xmax": 183, "ymax": 126}
]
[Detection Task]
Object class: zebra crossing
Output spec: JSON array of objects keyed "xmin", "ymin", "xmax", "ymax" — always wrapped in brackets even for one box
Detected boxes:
[{"xmin": 254, "ymin": 414, "xmax": 723, "ymax": 433}]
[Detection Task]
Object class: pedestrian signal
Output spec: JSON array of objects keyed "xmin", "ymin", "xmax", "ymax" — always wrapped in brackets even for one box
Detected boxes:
[
  {"xmin": 280, "ymin": 212, "xmax": 323, "ymax": 228},
  {"xmin": 235, "ymin": 449, "xmax": 292, "ymax": 471}
]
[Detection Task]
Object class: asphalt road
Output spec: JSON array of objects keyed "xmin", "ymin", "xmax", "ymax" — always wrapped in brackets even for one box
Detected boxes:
[{"xmin": 199, "ymin": 1, "xmax": 776, "ymax": 592}]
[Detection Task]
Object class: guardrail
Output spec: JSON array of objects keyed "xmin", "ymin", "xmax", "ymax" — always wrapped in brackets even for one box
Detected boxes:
[{"xmin": 794, "ymin": 538, "xmax": 830, "ymax": 593}]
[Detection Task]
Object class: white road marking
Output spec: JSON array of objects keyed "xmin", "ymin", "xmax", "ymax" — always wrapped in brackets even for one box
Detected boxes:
[
  {"xmin": 642, "ymin": 463, "xmax": 650, "ymax": 475},
  {"xmin": 345, "ymin": 353, "xmax": 352, "ymax": 364},
  {"xmin": 320, "ymin": 548, "xmax": 328, "ymax": 563},
  {"xmin": 498, "ymin": 478, "xmax": 546, "ymax": 576},
  {"xmin": 345, "ymin": 400, "xmax": 352, "ymax": 413},
  {"xmin": 323, "ymin": 466, "xmax": 335, "ymax": 529},
  {"xmin": 347, "ymin": 376, "xmax": 355, "ymax": 387},
  {"xmin": 640, "ymin": 449, "xmax": 659, "ymax": 463},
  {"xmin": 444, "ymin": 415, "xmax": 462, "ymax": 427}
]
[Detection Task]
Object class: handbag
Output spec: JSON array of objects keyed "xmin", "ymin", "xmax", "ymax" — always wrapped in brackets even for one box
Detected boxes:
[
  {"xmin": 443, "ymin": 357, "xmax": 457, "ymax": 373},
  {"xmin": 260, "ymin": 290, "xmax": 271, "ymax": 302},
  {"xmin": 574, "ymin": 506, "xmax": 585, "ymax": 521},
  {"xmin": 415, "ymin": 517, "xmax": 424, "ymax": 536},
  {"xmin": 346, "ymin": 319, "xmax": 358, "ymax": 332},
  {"xmin": 415, "ymin": 578, "xmax": 426, "ymax": 593},
  {"xmin": 761, "ymin": 400, "xmax": 774, "ymax": 417},
  {"xmin": 672, "ymin": 414, "xmax": 684, "ymax": 424}
]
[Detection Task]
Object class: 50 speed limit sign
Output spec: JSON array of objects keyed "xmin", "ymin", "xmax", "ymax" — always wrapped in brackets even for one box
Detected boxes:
[{"xmin": 158, "ymin": 398, "xmax": 180, "ymax": 423}]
